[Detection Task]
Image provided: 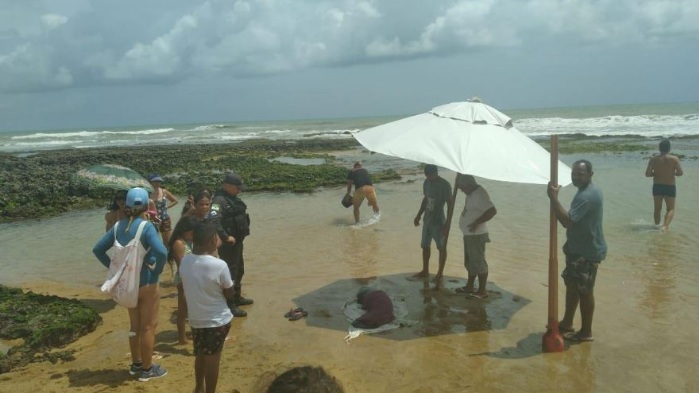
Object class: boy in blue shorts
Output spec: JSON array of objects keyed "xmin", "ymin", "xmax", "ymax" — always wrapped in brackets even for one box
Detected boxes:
[{"xmin": 413, "ymin": 164, "xmax": 453, "ymax": 287}]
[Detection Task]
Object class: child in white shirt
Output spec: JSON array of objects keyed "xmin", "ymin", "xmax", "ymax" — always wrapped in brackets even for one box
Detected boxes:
[{"xmin": 180, "ymin": 221, "xmax": 235, "ymax": 393}]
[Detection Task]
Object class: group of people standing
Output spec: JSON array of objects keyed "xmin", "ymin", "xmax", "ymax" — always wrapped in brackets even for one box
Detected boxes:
[
  {"xmin": 90, "ymin": 138, "xmax": 682, "ymax": 390},
  {"xmin": 387, "ymin": 159, "xmax": 603, "ymax": 342},
  {"xmin": 93, "ymin": 172, "xmax": 253, "ymax": 392},
  {"xmin": 347, "ymin": 138, "xmax": 682, "ymax": 343},
  {"xmin": 347, "ymin": 163, "xmax": 498, "ymax": 298}
]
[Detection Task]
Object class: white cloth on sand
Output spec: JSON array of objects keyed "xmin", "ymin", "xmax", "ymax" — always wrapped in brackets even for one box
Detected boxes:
[{"xmin": 342, "ymin": 296, "xmax": 418, "ymax": 342}]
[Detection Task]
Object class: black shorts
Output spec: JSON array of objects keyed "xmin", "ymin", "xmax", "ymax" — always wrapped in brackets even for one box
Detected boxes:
[
  {"xmin": 192, "ymin": 323, "xmax": 231, "ymax": 356},
  {"xmin": 652, "ymin": 184, "xmax": 676, "ymax": 198}
]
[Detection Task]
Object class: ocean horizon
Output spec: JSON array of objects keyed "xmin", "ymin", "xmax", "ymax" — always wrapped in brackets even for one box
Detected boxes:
[{"xmin": 2, "ymin": 101, "xmax": 699, "ymax": 154}]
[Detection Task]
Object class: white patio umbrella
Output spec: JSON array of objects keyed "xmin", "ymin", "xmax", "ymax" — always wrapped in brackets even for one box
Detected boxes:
[
  {"xmin": 353, "ymin": 98, "xmax": 571, "ymax": 185},
  {"xmin": 354, "ymin": 98, "xmax": 570, "ymax": 351}
]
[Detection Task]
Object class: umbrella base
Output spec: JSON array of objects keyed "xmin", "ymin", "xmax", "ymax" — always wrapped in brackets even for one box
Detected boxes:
[{"xmin": 542, "ymin": 328, "xmax": 565, "ymax": 353}]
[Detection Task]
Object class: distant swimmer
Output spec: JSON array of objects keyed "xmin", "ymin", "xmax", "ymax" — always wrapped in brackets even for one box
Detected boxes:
[{"xmin": 645, "ymin": 139, "xmax": 683, "ymax": 231}]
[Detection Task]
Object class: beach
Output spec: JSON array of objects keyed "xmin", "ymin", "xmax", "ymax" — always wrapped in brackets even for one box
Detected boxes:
[
  {"xmin": 2, "ymin": 0, "xmax": 699, "ymax": 389},
  {"xmin": 1, "ymin": 141, "xmax": 698, "ymax": 391}
]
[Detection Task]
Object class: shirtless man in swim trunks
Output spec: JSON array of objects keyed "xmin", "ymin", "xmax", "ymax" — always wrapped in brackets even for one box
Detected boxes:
[{"xmin": 645, "ymin": 139, "xmax": 683, "ymax": 231}]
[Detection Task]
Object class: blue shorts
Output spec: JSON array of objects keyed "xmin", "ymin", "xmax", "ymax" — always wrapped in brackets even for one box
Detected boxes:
[{"xmin": 421, "ymin": 221, "xmax": 445, "ymax": 249}]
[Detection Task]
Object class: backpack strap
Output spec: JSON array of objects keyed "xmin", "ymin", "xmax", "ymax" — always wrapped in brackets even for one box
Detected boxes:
[
  {"xmin": 113, "ymin": 221, "xmax": 119, "ymax": 241},
  {"xmin": 134, "ymin": 219, "xmax": 153, "ymax": 254}
]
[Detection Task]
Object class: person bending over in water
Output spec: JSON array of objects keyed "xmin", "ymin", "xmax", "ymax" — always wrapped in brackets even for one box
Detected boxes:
[
  {"xmin": 645, "ymin": 139, "xmax": 683, "ymax": 231},
  {"xmin": 345, "ymin": 161, "xmax": 380, "ymax": 224}
]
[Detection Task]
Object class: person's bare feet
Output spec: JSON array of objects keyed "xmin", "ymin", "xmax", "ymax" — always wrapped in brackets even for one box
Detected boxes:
[
  {"xmin": 455, "ymin": 285, "xmax": 475, "ymax": 294},
  {"xmin": 468, "ymin": 291, "xmax": 489, "ymax": 299},
  {"xmin": 431, "ymin": 274, "xmax": 443, "ymax": 289},
  {"xmin": 412, "ymin": 270, "xmax": 429, "ymax": 278},
  {"xmin": 564, "ymin": 331, "xmax": 594, "ymax": 342},
  {"xmin": 558, "ymin": 321, "xmax": 575, "ymax": 333}
]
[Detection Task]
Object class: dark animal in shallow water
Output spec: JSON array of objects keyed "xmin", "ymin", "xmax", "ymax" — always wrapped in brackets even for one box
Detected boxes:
[{"xmin": 352, "ymin": 287, "xmax": 394, "ymax": 329}]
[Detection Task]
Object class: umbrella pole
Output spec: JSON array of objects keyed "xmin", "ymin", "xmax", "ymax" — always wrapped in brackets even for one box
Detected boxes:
[{"xmin": 542, "ymin": 134, "xmax": 565, "ymax": 353}]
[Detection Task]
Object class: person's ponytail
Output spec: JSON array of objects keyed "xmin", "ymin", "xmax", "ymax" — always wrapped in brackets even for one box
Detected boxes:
[{"xmin": 124, "ymin": 205, "xmax": 147, "ymax": 231}]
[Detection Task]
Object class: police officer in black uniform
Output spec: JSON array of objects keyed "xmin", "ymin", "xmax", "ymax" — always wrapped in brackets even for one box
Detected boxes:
[{"xmin": 208, "ymin": 172, "xmax": 253, "ymax": 317}]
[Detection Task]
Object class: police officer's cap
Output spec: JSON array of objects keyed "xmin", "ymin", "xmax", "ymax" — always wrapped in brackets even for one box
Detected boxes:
[{"xmin": 224, "ymin": 172, "xmax": 247, "ymax": 190}]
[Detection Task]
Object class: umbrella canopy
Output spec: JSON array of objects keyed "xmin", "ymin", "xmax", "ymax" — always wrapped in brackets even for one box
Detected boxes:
[
  {"xmin": 73, "ymin": 164, "xmax": 154, "ymax": 192},
  {"xmin": 353, "ymin": 99, "xmax": 571, "ymax": 185}
]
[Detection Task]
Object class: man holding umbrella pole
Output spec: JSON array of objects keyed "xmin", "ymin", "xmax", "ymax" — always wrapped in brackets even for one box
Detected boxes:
[{"xmin": 547, "ymin": 160, "xmax": 607, "ymax": 342}]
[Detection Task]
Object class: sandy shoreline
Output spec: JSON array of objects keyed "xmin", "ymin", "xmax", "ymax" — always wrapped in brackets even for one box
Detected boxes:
[{"xmin": 1, "ymin": 276, "xmax": 298, "ymax": 393}]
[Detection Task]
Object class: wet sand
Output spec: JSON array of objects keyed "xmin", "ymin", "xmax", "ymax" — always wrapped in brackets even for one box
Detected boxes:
[{"xmin": 1, "ymin": 155, "xmax": 698, "ymax": 392}]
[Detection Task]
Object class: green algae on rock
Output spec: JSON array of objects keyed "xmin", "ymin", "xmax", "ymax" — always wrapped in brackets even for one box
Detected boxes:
[
  {"xmin": 0, "ymin": 286, "xmax": 102, "ymax": 373},
  {"xmin": 0, "ymin": 139, "xmax": 372, "ymax": 222}
]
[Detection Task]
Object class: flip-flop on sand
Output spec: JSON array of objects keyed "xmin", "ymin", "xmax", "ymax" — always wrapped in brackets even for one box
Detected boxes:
[
  {"xmin": 468, "ymin": 292, "xmax": 489, "ymax": 299},
  {"xmin": 559, "ymin": 325, "xmax": 575, "ymax": 334},
  {"xmin": 564, "ymin": 332, "xmax": 594, "ymax": 342},
  {"xmin": 455, "ymin": 287, "xmax": 476, "ymax": 294},
  {"xmin": 288, "ymin": 310, "xmax": 308, "ymax": 321},
  {"xmin": 284, "ymin": 307, "xmax": 304, "ymax": 318}
]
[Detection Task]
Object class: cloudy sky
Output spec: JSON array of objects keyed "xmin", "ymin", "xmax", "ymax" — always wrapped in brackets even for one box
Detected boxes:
[{"xmin": 1, "ymin": 0, "xmax": 698, "ymax": 132}]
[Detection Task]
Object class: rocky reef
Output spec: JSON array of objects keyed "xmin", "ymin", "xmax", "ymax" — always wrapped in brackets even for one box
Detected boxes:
[
  {"xmin": 0, "ymin": 285, "xmax": 102, "ymax": 373},
  {"xmin": 0, "ymin": 139, "xmax": 400, "ymax": 222}
]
